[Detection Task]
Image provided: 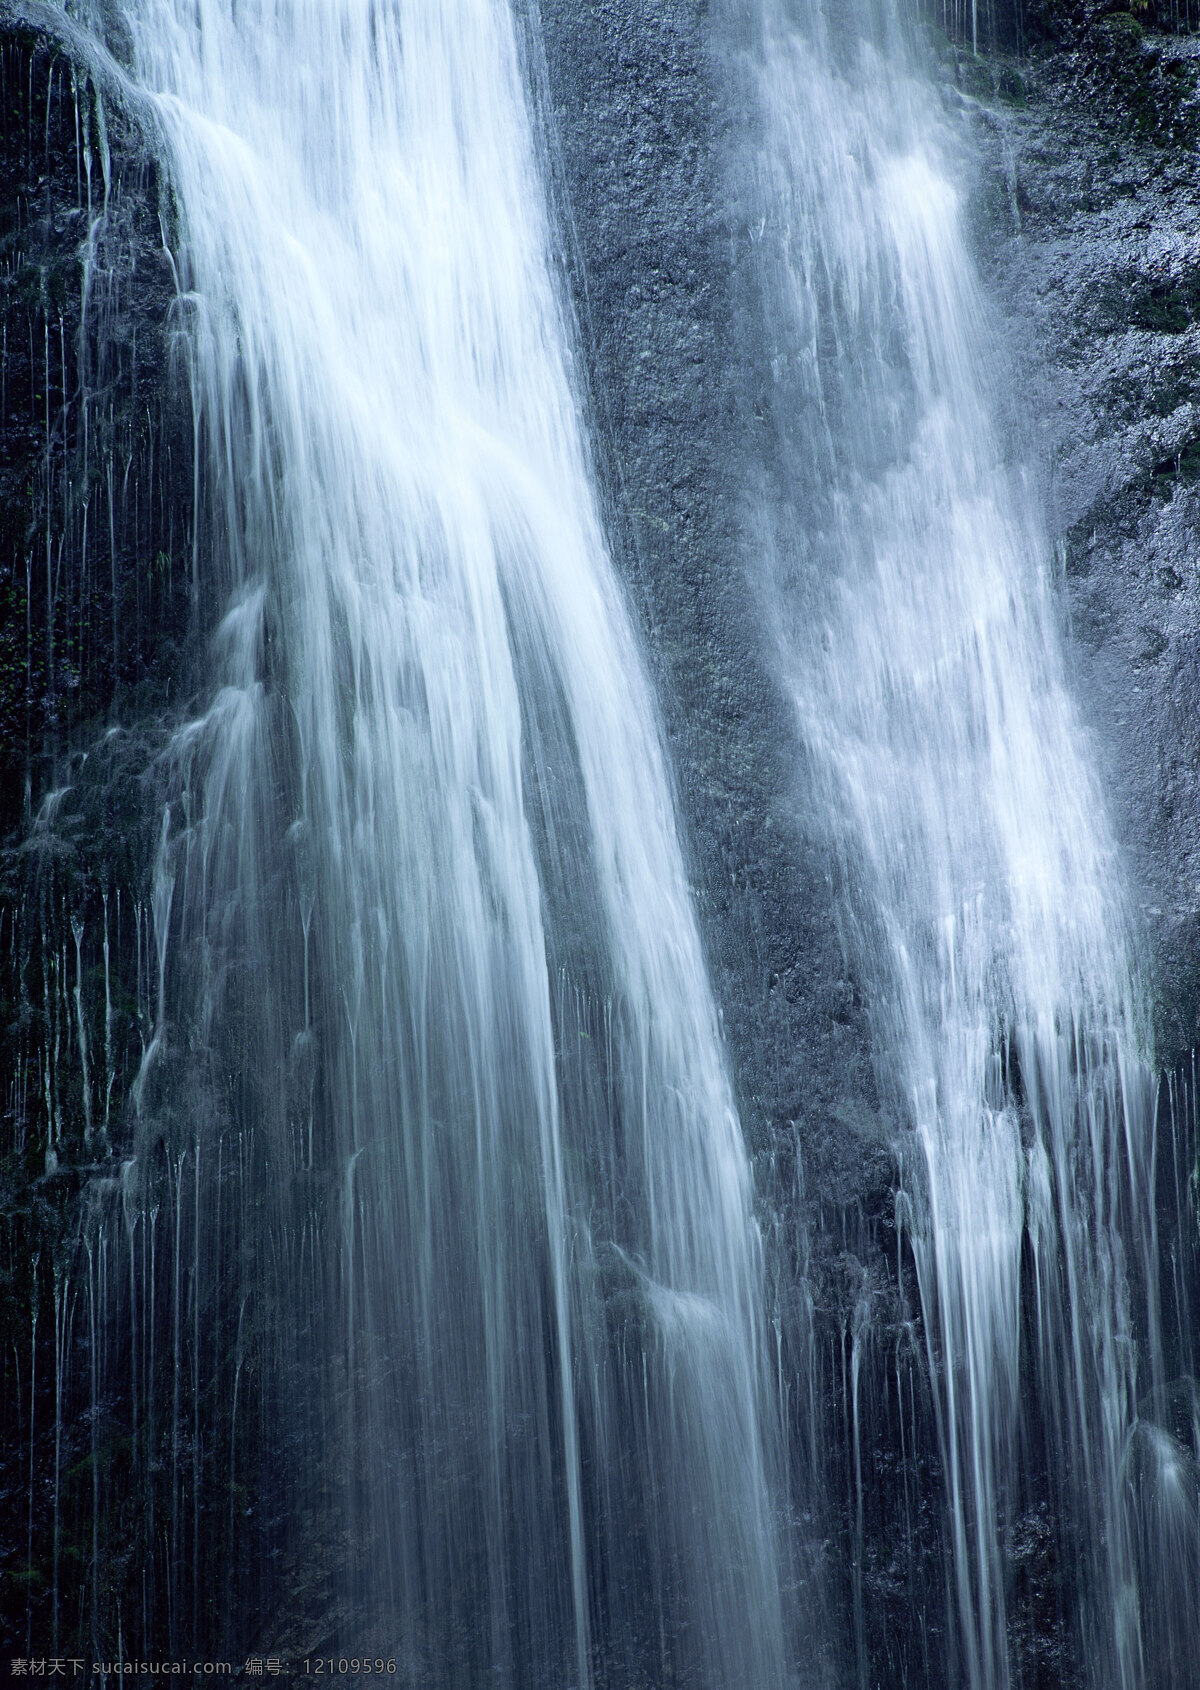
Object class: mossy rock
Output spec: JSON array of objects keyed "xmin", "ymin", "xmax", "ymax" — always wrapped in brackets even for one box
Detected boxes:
[
  {"xmin": 1151, "ymin": 437, "xmax": 1200, "ymax": 489},
  {"xmin": 1099, "ymin": 10, "xmax": 1146, "ymax": 36},
  {"xmin": 996, "ymin": 64, "xmax": 1028, "ymax": 105}
]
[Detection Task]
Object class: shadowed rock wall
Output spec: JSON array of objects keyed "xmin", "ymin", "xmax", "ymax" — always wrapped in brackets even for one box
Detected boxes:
[{"xmin": 0, "ymin": 3, "xmax": 198, "ymax": 1654}]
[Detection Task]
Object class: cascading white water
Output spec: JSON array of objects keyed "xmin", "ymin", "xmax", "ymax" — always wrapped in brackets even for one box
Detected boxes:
[
  {"xmin": 71, "ymin": 0, "xmax": 788, "ymax": 1680},
  {"xmin": 738, "ymin": 1, "xmax": 1200, "ymax": 1687}
]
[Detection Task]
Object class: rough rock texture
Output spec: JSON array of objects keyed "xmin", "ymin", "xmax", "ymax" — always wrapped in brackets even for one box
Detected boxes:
[
  {"xmin": 533, "ymin": 0, "xmax": 886, "ymax": 1218},
  {"xmin": 533, "ymin": 5, "xmax": 939, "ymax": 1680},
  {"xmin": 535, "ymin": 7, "xmax": 1200, "ymax": 1683},
  {"xmin": 968, "ymin": 16, "xmax": 1200, "ymax": 1064}
]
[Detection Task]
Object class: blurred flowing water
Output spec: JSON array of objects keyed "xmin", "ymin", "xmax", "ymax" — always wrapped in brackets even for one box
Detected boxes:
[
  {"xmin": 737, "ymin": 2, "xmax": 1200, "ymax": 1687},
  {"xmin": 9, "ymin": 0, "xmax": 1200, "ymax": 1681},
  {"xmin": 53, "ymin": 0, "xmax": 788, "ymax": 1680}
]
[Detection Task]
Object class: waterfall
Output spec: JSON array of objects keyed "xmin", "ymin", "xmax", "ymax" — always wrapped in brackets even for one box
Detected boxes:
[
  {"xmin": 11, "ymin": 0, "xmax": 1200, "ymax": 1678},
  {"xmin": 737, "ymin": 2, "xmax": 1200, "ymax": 1687},
  {"xmin": 56, "ymin": 0, "xmax": 787, "ymax": 1680}
]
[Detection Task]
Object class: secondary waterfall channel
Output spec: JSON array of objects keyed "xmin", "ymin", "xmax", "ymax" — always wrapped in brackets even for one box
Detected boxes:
[
  {"xmin": 742, "ymin": 1, "xmax": 1200, "ymax": 1687},
  {"xmin": 6, "ymin": 0, "xmax": 1199, "ymax": 1683}
]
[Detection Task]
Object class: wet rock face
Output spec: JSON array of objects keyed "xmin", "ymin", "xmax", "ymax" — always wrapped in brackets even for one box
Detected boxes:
[
  {"xmin": 532, "ymin": 0, "xmax": 892, "ymax": 1280},
  {"xmin": 0, "ymin": 6, "xmax": 193, "ymax": 830},
  {"xmin": 538, "ymin": 9, "xmax": 1200, "ymax": 1682},
  {"xmin": 0, "ymin": 8, "xmax": 192, "ymax": 1174},
  {"xmin": 0, "ymin": 2, "xmax": 194, "ymax": 1219},
  {"xmin": 0, "ymin": 7, "xmax": 194, "ymax": 1655},
  {"xmin": 969, "ymin": 21, "xmax": 1200, "ymax": 1064},
  {"xmin": 533, "ymin": 4, "xmax": 934, "ymax": 1680}
]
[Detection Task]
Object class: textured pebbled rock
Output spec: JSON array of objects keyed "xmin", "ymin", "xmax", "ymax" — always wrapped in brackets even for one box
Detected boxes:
[
  {"xmin": 532, "ymin": 4, "xmax": 930, "ymax": 1679},
  {"xmin": 533, "ymin": 0, "xmax": 891, "ymax": 1278},
  {"xmin": 969, "ymin": 26, "xmax": 1200, "ymax": 1067}
]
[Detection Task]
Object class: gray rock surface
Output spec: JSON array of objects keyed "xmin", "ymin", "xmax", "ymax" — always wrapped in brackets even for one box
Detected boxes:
[
  {"xmin": 534, "ymin": 0, "xmax": 893, "ymax": 1287},
  {"xmin": 533, "ymin": 7, "xmax": 937, "ymax": 1675},
  {"xmin": 969, "ymin": 22, "xmax": 1200, "ymax": 1064}
]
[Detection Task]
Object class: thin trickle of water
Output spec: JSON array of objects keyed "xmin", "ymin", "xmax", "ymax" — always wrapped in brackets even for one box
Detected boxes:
[
  {"xmin": 65, "ymin": 0, "xmax": 788, "ymax": 1679},
  {"xmin": 738, "ymin": 2, "xmax": 1200, "ymax": 1686}
]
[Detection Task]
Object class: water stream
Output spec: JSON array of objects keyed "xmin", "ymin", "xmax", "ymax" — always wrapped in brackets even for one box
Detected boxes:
[
  {"xmin": 59, "ymin": 0, "xmax": 787, "ymax": 1680},
  {"xmin": 739, "ymin": 2, "xmax": 1200, "ymax": 1686},
  {"xmin": 6, "ymin": 0, "xmax": 1200, "ymax": 1682}
]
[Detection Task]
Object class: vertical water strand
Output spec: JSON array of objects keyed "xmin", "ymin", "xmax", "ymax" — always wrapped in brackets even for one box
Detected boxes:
[
  {"xmin": 736, "ymin": 1, "xmax": 1200, "ymax": 1687},
  {"xmin": 75, "ymin": 0, "xmax": 790, "ymax": 1680}
]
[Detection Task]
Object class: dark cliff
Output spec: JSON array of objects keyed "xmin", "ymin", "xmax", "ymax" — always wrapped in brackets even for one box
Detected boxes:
[{"xmin": 0, "ymin": 1, "xmax": 196, "ymax": 1653}]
